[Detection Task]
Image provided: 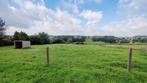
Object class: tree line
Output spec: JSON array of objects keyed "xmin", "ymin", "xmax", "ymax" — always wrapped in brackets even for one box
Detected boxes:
[
  {"xmin": 0, "ymin": 31, "xmax": 87, "ymax": 45},
  {"xmin": 13, "ymin": 32, "xmax": 86, "ymax": 45},
  {"xmin": 1, "ymin": 31, "xmax": 147, "ymax": 46}
]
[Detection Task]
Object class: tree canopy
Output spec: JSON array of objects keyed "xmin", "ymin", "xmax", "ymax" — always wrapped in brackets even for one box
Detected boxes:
[
  {"xmin": 13, "ymin": 31, "xmax": 30, "ymax": 40},
  {"xmin": 0, "ymin": 18, "xmax": 6, "ymax": 39}
]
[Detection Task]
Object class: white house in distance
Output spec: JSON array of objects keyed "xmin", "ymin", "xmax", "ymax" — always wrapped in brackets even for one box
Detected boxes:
[{"xmin": 14, "ymin": 40, "xmax": 31, "ymax": 48}]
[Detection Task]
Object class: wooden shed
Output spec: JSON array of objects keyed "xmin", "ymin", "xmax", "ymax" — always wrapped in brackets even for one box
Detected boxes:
[{"xmin": 14, "ymin": 40, "xmax": 31, "ymax": 48}]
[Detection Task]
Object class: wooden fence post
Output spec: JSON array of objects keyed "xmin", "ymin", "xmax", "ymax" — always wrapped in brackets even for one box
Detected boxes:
[
  {"xmin": 46, "ymin": 47, "xmax": 49, "ymax": 65},
  {"xmin": 128, "ymin": 48, "xmax": 132, "ymax": 72}
]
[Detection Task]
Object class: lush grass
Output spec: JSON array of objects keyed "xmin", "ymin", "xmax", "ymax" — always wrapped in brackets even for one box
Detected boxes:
[
  {"xmin": 0, "ymin": 44, "xmax": 147, "ymax": 83},
  {"xmin": 104, "ymin": 44, "xmax": 147, "ymax": 50}
]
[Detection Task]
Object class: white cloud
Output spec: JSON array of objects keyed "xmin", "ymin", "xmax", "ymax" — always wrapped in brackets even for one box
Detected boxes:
[
  {"xmin": 61, "ymin": 0, "xmax": 79, "ymax": 14},
  {"xmin": 79, "ymin": 0, "xmax": 147, "ymax": 36},
  {"xmin": 61, "ymin": 0, "xmax": 102, "ymax": 14},
  {"xmin": 28, "ymin": 16, "xmax": 146, "ymax": 37},
  {"xmin": 1, "ymin": 0, "xmax": 147, "ymax": 36},
  {"xmin": 99, "ymin": 16, "xmax": 147, "ymax": 36},
  {"xmin": 6, "ymin": 7, "xmax": 82, "ymax": 35},
  {"xmin": 0, "ymin": 0, "xmax": 44, "ymax": 28},
  {"xmin": 4, "ymin": 0, "xmax": 102, "ymax": 36},
  {"xmin": 52, "ymin": 9, "xmax": 81, "ymax": 35},
  {"xmin": 118, "ymin": 0, "xmax": 147, "ymax": 17},
  {"xmin": 80, "ymin": 10, "xmax": 103, "ymax": 25},
  {"xmin": 91, "ymin": 0, "xmax": 147, "ymax": 36},
  {"xmin": 3, "ymin": 0, "xmax": 83, "ymax": 35},
  {"xmin": 78, "ymin": 0, "xmax": 102, "ymax": 4},
  {"xmin": 79, "ymin": 16, "xmax": 147, "ymax": 36}
]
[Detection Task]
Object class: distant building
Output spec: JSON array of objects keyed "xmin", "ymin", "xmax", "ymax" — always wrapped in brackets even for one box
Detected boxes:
[{"xmin": 14, "ymin": 40, "xmax": 31, "ymax": 48}]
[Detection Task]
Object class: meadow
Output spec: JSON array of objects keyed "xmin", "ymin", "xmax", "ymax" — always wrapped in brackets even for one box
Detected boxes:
[{"xmin": 0, "ymin": 44, "xmax": 147, "ymax": 83}]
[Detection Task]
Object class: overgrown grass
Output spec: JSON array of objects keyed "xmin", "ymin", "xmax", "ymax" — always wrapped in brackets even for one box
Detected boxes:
[{"xmin": 0, "ymin": 44, "xmax": 147, "ymax": 83}]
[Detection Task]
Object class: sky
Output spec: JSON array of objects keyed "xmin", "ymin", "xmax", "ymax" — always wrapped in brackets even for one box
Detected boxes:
[{"xmin": 0, "ymin": 0, "xmax": 147, "ymax": 37}]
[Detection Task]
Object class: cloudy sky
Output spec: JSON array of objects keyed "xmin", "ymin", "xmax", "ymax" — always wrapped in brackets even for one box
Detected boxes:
[{"xmin": 0, "ymin": 0, "xmax": 147, "ymax": 36}]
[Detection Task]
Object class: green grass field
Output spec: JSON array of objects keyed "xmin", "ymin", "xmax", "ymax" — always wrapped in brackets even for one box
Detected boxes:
[{"xmin": 0, "ymin": 44, "xmax": 147, "ymax": 83}]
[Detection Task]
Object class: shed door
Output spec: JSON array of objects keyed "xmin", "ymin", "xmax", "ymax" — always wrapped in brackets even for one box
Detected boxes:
[{"xmin": 15, "ymin": 42, "xmax": 22, "ymax": 48}]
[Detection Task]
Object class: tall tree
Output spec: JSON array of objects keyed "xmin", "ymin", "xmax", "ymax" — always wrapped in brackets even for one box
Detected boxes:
[
  {"xmin": 13, "ymin": 31, "xmax": 20, "ymax": 40},
  {"xmin": 13, "ymin": 31, "xmax": 29, "ymax": 40},
  {"xmin": 38, "ymin": 32, "xmax": 49, "ymax": 44},
  {"xmin": 0, "ymin": 18, "xmax": 6, "ymax": 39},
  {"xmin": 19, "ymin": 31, "xmax": 30, "ymax": 40}
]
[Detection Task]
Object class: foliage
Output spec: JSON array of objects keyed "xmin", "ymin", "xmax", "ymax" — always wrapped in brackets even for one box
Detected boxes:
[
  {"xmin": 133, "ymin": 36, "xmax": 147, "ymax": 43},
  {"xmin": 38, "ymin": 32, "xmax": 50, "ymax": 44},
  {"xmin": 92, "ymin": 36, "xmax": 118, "ymax": 43},
  {"xmin": 30, "ymin": 32, "xmax": 50, "ymax": 44},
  {"xmin": 51, "ymin": 36, "xmax": 86, "ymax": 44},
  {"xmin": 1, "ymin": 30, "xmax": 147, "ymax": 46},
  {"xmin": 29, "ymin": 35, "xmax": 41, "ymax": 45},
  {"xmin": 117, "ymin": 38, "xmax": 130, "ymax": 43},
  {"xmin": 29, "ymin": 35, "xmax": 86, "ymax": 45},
  {"xmin": 13, "ymin": 31, "xmax": 30, "ymax": 40},
  {"xmin": 0, "ymin": 36, "xmax": 13, "ymax": 46},
  {"xmin": 0, "ymin": 18, "xmax": 6, "ymax": 40}
]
